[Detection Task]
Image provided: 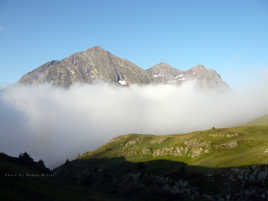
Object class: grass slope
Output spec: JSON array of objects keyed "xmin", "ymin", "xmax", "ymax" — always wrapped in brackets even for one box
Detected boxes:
[
  {"xmin": 79, "ymin": 125, "xmax": 268, "ymax": 168},
  {"xmin": 247, "ymin": 115, "xmax": 268, "ymax": 126}
]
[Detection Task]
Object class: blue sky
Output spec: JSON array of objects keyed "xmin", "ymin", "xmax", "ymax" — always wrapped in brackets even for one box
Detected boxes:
[{"xmin": 0, "ymin": 0, "xmax": 268, "ymax": 88}]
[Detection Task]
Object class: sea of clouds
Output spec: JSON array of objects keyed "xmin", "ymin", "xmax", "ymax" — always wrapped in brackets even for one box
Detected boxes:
[{"xmin": 0, "ymin": 77, "xmax": 268, "ymax": 167}]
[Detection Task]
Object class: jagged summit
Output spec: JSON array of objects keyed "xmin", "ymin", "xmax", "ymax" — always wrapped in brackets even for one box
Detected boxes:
[
  {"xmin": 85, "ymin": 46, "xmax": 109, "ymax": 54},
  {"xmin": 188, "ymin": 65, "xmax": 216, "ymax": 74},
  {"xmin": 182, "ymin": 64, "xmax": 228, "ymax": 89},
  {"xmin": 191, "ymin": 64, "xmax": 207, "ymax": 70},
  {"xmin": 155, "ymin": 62, "xmax": 177, "ymax": 68},
  {"xmin": 19, "ymin": 46, "xmax": 230, "ymax": 90},
  {"xmin": 146, "ymin": 63, "xmax": 182, "ymax": 83},
  {"xmin": 90, "ymin": 45, "xmax": 104, "ymax": 50},
  {"xmin": 146, "ymin": 63, "xmax": 229, "ymax": 89},
  {"xmin": 150, "ymin": 62, "xmax": 182, "ymax": 72}
]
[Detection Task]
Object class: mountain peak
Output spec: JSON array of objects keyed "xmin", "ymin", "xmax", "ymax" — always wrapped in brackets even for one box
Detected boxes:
[
  {"xmin": 20, "ymin": 46, "xmax": 152, "ymax": 87},
  {"xmin": 159, "ymin": 62, "xmax": 170, "ymax": 65},
  {"xmin": 190, "ymin": 64, "xmax": 208, "ymax": 71},
  {"xmin": 152, "ymin": 62, "xmax": 178, "ymax": 70},
  {"xmin": 146, "ymin": 63, "xmax": 182, "ymax": 83},
  {"xmin": 86, "ymin": 46, "xmax": 106, "ymax": 53},
  {"xmin": 92, "ymin": 45, "xmax": 104, "ymax": 50}
]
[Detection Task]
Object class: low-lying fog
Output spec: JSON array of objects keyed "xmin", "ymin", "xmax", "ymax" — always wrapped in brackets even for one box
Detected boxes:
[{"xmin": 0, "ymin": 77, "xmax": 268, "ymax": 167}]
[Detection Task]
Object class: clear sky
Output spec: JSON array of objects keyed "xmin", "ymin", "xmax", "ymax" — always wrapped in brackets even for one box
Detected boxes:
[{"xmin": 0, "ymin": 0, "xmax": 268, "ymax": 88}]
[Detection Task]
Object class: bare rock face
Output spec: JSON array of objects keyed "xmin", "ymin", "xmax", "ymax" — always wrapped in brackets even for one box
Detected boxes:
[
  {"xmin": 19, "ymin": 46, "xmax": 230, "ymax": 90},
  {"xmin": 146, "ymin": 62, "xmax": 182, "ymax": 84},
  {"xmin": 19, "ymin": 60, "xmax": 60, "ymax": 85},
  {"xmin": 19, "ymin": 46, "xmax": 153, "ymax": 87},
  {"xmin": 183, "ymin": 65, "xmax": 230, "ymax": 90},
  {"xmin": 147, "ymin": 64, "xmax": 230, "ymax": 90}
]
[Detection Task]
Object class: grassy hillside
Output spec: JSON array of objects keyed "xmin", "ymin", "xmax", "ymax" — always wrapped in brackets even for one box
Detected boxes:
[
  {"xmin": 247, "ymin": 115, "xmax": 268, "ymax": 126},
  {"xmin": 3, "ymin": 117, "xmax": 268, "ymax": 201},
  {"xmin": 59, "ymin": 123, "xmax": 268, "ymax": 201},
  {"xmin": 79, "ymin": 125, "xmax": 268, "ymax": 168}
]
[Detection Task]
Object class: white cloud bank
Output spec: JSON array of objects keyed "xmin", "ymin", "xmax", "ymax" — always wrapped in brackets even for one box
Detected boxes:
[{"xmin": 0, "ymin": 78, "xmax": 268, "ymax": 167}]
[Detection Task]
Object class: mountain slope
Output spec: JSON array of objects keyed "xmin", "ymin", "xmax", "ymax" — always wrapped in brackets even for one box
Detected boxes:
[
  {"xmin": 146, "ymin": 62, "xmax": 182, "ymax": 84},
  {"xmin": 19, "ymin": 46, "xmax": 153, "ymax": 87},
  {"xmin": 247, "ymin": 115, "xmax": 268, "ymax": 126},
  {"xmin": 0, "ymin": 152, "xmax": 50, "ymax": 175},
  {"xmin": 183, "ymin": 65, "xmax": 230, "ymax": 89},
  {"xmin": 147, "ymin": 64, "xmax": 229, "ymax": 89},
  {"xmin": 0, "ymin": 152, "xmax": 100, "ymax": 201},
  {"xmin": 55, "ymin": 124, "xmax": 268, "ymax": 201}
]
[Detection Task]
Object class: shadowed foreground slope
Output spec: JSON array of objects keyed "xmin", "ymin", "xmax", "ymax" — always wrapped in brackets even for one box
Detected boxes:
[
  {"xmin": 55, "ymin": 124, "xmax": 268, "ymax": 201},
  {"xmin": 2, "ymin": 123, "xmax": 268, "ymax": 201},
  {"xmin": 0, "ymin": 153, "xmax": 95, "ymax": 201}
]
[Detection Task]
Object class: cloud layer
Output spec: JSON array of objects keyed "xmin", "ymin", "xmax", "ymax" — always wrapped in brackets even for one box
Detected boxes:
[{"xmin": 0, "ymin": 79, "xmax": 268, "ymax": 167}]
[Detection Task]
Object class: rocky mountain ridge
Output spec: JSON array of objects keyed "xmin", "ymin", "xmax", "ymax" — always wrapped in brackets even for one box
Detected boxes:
[
  {"xmin": 147, "ymin": 63, "xmax": 229, "ymax": 89},
  {"xmin": 19, "ymin": 46, "xmax": 229, "ymax": 90}
]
